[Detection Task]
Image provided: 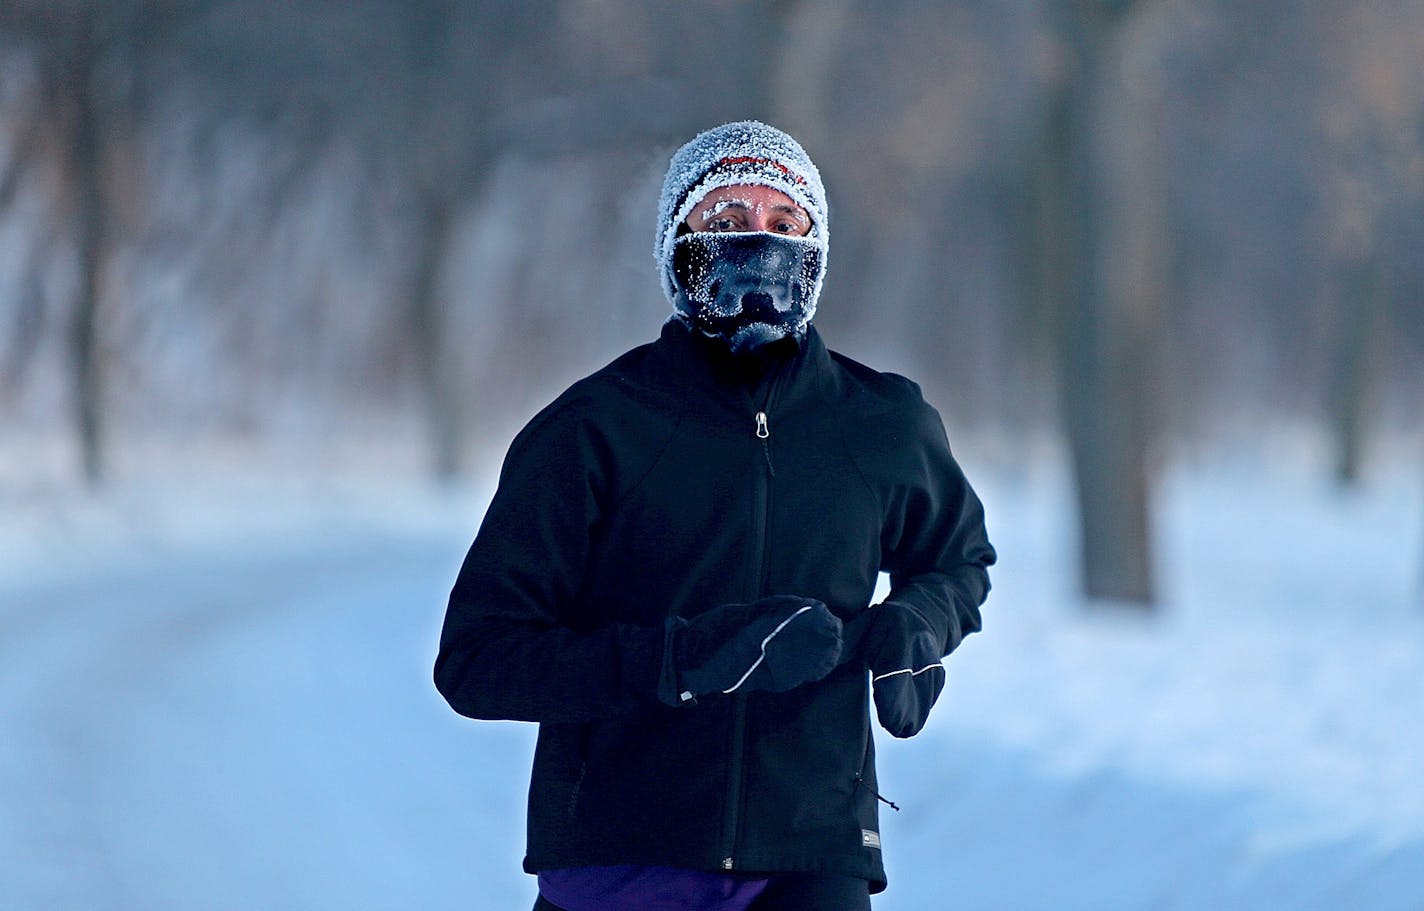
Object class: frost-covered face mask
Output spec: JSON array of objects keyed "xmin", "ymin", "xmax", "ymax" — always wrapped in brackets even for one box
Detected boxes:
[{"xmin": 672, "ymin": 231, "xmax": 824, "ymax": 354}]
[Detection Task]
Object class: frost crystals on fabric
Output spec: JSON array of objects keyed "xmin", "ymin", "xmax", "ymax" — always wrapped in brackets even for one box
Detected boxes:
[
  {"xmin": 672, "ymin": 231, "xmax": 823, "ymax": 353},
  {"xmin": 655, "ymin": 121, "xmax": 829, "ymax": 308}
]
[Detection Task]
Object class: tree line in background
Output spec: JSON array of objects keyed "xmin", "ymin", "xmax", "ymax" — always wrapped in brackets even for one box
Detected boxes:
[{"xmin": 2, "ymin": 0, "xmax": 1421, "ymax": 606}]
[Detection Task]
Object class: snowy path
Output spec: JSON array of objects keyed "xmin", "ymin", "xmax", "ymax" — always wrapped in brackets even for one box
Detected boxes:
[
  {"xmin": 2, "ymin": 466, "xmax": 1422, "ymax": 910},
  {"xmin": 1, "ymin": 531, "xmax": 540, "ymax": 911}
]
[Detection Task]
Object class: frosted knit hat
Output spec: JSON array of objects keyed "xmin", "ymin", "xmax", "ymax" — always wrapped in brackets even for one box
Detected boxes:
[{"xmin": 656, "ymin": 121, "xmax": 828, "ymax": 305}]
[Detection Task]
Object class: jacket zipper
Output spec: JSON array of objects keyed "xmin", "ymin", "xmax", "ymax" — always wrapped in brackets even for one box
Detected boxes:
[
  {"xmin": 755, "ymin": 412, "xmax": 775, "ymax": 476},
  {"xmin": 721, "ymin": 380, "xmax": 783, "ymax": 870}
]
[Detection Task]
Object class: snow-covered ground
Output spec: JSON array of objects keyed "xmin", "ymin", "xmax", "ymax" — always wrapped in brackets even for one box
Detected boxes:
[{"xmin": 2, "ymin": 436, "xmax": 1421, "ymax": 910}]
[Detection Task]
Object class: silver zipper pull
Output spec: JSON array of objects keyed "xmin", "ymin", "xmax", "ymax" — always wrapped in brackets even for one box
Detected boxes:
[{"xmin": 755, "ymin": 412, "xmax": 769, "ymax": 439}]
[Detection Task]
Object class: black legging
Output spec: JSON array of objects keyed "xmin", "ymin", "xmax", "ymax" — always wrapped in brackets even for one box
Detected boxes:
[{"xmin": 532, "ymin": 872, "xmax": 872, "ymax": 911}]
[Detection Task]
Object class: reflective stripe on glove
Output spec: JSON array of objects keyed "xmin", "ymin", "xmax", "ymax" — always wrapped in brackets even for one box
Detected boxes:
[
  {"xmin": 658, "ymin": 595, "xmax": 843, "ymax": 706},
  {"xmin": 842, "ymin": 601, "xmax": 945, "ymax": 738}
]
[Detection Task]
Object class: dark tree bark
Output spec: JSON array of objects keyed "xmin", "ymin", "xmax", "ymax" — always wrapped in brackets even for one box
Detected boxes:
[
  {"xmin": 2, "ymin": 1, "xmax": 165, "ymax": 486},
  {"xmin": 67, "ymin": 12, "xmax": 110, "ymax": 487},
  {"xmin": 768, "ymin": 0, "xmax": 854, "ymax": 154},
  {"xmin": 1328, "ymin": 257, "xmax": 1384, "ymax": 486},
  {"xmin": 1041, "ymin": 0, "xmax": 1163, "ymax": 606},
  {"xmin": 407, "ymin": 190, "xmax": 462, "ymax": 480}
]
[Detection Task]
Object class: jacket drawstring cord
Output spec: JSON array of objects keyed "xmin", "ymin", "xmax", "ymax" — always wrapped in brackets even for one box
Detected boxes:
[{"xmin": 854, "ymin": 773, "xmax": 900, "ymax": 812}]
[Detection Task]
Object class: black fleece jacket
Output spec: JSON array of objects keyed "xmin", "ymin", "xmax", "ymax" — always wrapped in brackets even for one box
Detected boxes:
[{"xmin": 434, "ymin": 319, "xmax": 995, "ymax": 892}]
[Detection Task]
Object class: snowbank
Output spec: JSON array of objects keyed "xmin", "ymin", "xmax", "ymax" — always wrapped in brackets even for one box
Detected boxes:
[{"xmin": 2, "ymin": 441, "xmax": 1420, "ymax": 909}]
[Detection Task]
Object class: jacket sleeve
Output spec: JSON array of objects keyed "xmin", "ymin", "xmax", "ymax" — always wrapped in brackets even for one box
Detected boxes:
[
  {"xmin": 876, "ymin": 396, "xmax": 996, "ymax": 661},
  {"xmin": 433, "ymin": 396, "xmax": 668, "ymax": 724}
]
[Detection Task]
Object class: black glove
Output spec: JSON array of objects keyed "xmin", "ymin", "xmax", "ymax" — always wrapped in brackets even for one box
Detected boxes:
[
  {"xmin": 842, "ymin": 602, "xmax": 945, "ymax": 738},
  {"xmin": 658, "ymin": 596, "xmax": 843, "ymax": 705}
]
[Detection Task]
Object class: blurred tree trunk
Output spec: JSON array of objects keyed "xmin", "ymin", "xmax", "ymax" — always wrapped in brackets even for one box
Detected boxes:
[
  {"xmin": 4, "ymin": 1, "xmax": 159, "ymax": 487},
  {"xmin": 401, "ymin": 0, "xmax": 483, "ymax": 481},
  {"xmin": 67, "ymin": 12, "xmax": 110, "ymax": 487},
  {"xmin": 769, "ymin": 0, "xmax": 855, "ymax": 153},
  {"xmin": 1328, "ymin": 257, "xmax": 1384, "ymax": 486},
  {"xmin": 1041, "ymin": 0, "xmax": 1163, "ymax": 606},
  {"xmin": 408, "ymin": 189, "xmax": 463, "ymax": 480}
]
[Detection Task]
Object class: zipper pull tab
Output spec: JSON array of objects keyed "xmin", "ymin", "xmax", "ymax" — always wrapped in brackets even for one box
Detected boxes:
[{"xmin": 755, "ymin": 412, "xmax": 769, "ymax": 439}]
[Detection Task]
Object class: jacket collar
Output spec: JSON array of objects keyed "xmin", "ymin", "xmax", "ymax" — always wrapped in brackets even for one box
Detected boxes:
[{"xmin": 653, "ymin": 317, "xmax": 829, "ymax": 415}]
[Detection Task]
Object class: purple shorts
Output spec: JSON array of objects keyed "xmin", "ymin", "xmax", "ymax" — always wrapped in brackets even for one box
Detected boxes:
[
  {"xmin": 538, "ymin": 864, "xmax": 770, "ymax": 911},
  {"xmin": 536, "ymin": 864, "xmax": 871, "ymax": 911}
]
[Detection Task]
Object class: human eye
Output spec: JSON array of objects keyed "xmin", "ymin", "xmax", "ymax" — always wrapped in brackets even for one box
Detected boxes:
[
  {"xmin": 769, "ymin": 209, "xmax": 810, "ymax": 235},
  {"xmin": 707, "ymin": 216, "xmax": 743, "ymax": 232}
]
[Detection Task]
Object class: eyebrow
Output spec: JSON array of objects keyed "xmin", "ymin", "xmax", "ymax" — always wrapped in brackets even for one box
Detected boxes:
[
  {"xmin": 694, "ymin": 199, "xmax": 750, "ymax": 223},
  {"xmin": 701, "ymin": 201, "xmax": 808, "ymax": 218},
  {"xmin": 695, "ymin": 200, "xmax": 811, "ymax": 228},
  {"xmin": 770, "ymin": 204, "xmax": 810, "ymax": 221}
]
